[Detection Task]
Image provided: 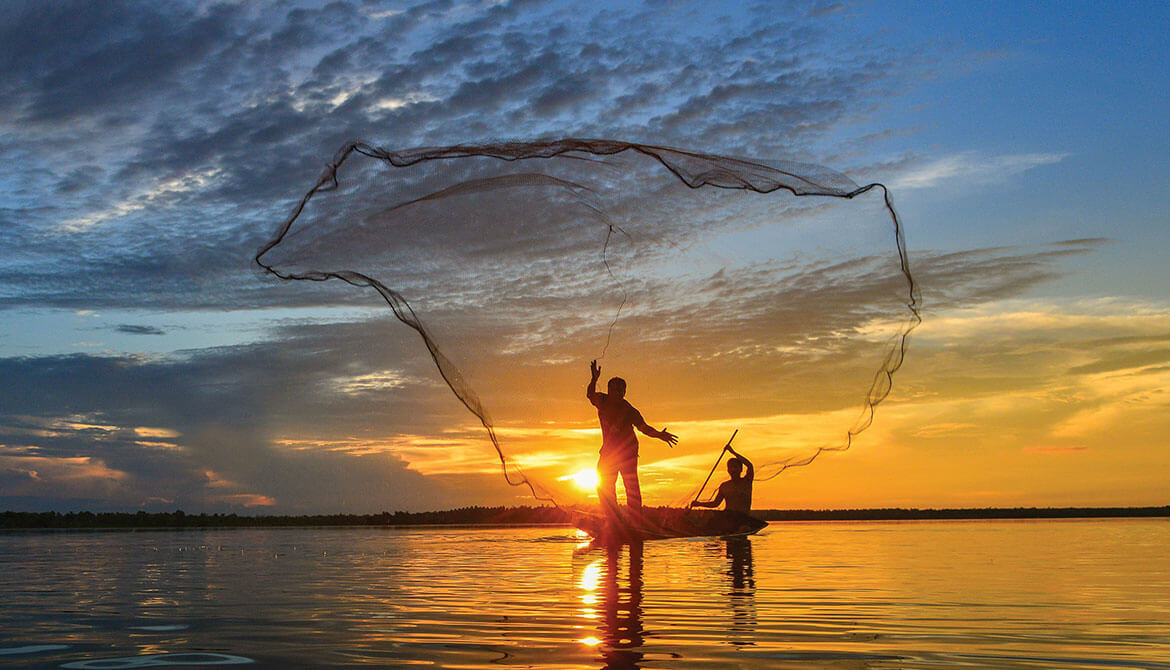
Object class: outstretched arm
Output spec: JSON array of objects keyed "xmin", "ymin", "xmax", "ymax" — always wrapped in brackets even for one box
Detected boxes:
[
  {"xmin": 728, "ymin": 445, "xmax": 754, "ymax": 481},
  {"xmin": 635, "ymin": 419, "xmax": 678, "ymax": 447}
]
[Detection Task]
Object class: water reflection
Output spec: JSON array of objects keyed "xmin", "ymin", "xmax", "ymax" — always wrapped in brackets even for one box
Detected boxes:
[
  {"xmin": 580, "ymin": 541, "xmax": 646, "ymax": 669},
  {"xmin": 580, "ymin": 537, "xmax": 759, "ymax": 667},
  {"xmin": 5, "ymin": 523, "xmax": 1169, "ymax": 669},
  {"xmin": 724, "ymin": 537, "xmax": 756, "ymax": 647}
]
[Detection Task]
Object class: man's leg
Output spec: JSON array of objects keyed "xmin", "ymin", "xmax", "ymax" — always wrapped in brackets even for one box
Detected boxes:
[
  {"xmin": 597, "ymin": 455, "xmax": 620, "ymax": 517},
  {"xmin": 619, "ymin": 458, "xmax": 642, "ymax": 511}
]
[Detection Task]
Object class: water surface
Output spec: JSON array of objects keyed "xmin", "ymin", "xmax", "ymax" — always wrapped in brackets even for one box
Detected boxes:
[{"xmin": 2, "ymin": 519, "xmax": 1168, "ymax": 668}]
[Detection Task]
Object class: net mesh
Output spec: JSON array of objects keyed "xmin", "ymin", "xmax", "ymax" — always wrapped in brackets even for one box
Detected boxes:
[{"xmin": 256, "ymin": 139, "xmax": 920, "ymax": 508}]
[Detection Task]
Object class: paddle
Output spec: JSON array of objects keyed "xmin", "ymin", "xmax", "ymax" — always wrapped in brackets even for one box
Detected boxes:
[{"xmin": 692, "ymin": 429, "xmax": 739, "ymax": 506}]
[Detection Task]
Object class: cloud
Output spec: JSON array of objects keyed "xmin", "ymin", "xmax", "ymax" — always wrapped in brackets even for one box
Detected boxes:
[
  {"xmin": 888, "ymin": 151, "xmax": 1070, "ymax": 190},
  {"xmin": 885, "ymin": 294, "xmax": 1170, "ymax": 472},
  {"xmin": 115, "ymin": 324, "xmax": 166, "ymax": 336},
  {"xmin": 1023, "ymin": 445, "xmax": 1088, "ymax": 454},
  {"xmin": 1067, "ymin": 348, "xmax": 1170, "ymax": 376},
  {"xmin": 0, "ymin": 335, "xmax": 470, "ymax": 512},
  {"xmin": 911, "ymin": 422, "xmax": 979, "ymax": 438},
  {"xmin": 912, "ymin": 294, "xmax": 1169, "ymax": 344},
  {"xmin": 0, "ymin": 235, "xmax": 1116, "ymax": 510},
  {"xmin": 0, "ymin": 0, "xmax": 927, "ymax": 315}
]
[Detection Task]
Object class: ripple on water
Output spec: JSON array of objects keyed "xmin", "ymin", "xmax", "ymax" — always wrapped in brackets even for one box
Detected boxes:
[{"xmin": 1, "ymin": 520, "xmax": 1168, "ymax": 668}]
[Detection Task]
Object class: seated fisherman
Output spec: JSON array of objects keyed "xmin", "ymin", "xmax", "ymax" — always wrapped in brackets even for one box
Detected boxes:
[{"xmin": 689, "ymin": 445, "xmax": 754, "ymax": 514}]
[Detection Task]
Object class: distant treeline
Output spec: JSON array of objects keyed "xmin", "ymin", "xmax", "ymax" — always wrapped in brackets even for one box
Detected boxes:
[
  {"xmin": 2, "ymin": 505, "xmax": 1167, "ymax": 529},
  {"xmin": 0, "ymin": 506, "xmax": 570, "ymax": 530}
]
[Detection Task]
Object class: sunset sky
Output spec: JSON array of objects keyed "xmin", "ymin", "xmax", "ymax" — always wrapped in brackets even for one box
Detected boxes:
[{"xmin": 2, "ymin": 1, "xmax": 1167, "ymax": 513}]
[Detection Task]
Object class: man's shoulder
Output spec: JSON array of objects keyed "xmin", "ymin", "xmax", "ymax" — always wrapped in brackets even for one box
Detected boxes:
[{"xmin": 599, "ymin": 395, "xmax": 632, "ymax": 411}]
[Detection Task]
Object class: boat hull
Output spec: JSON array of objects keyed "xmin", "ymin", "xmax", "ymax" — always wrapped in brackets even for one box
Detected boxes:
[{"xmin": 571, "ymin": 507, "xmax": 767, "ymax": 543}]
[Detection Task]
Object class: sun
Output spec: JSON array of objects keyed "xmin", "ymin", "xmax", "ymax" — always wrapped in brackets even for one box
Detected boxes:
[{"xmin": 559, "ymin": 468, "xmax": 599, "ymax": 490}]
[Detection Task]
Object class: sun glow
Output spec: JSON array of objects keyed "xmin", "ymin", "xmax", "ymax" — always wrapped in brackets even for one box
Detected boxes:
[{"xmin": 559, "ymin": 468, "xmax": 600, "ymax": 490}]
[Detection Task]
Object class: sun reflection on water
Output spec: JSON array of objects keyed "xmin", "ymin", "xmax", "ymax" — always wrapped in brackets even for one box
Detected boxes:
[{"xmin": 4, "ymin": 523, "xmax": 1169, "ymax": 668}]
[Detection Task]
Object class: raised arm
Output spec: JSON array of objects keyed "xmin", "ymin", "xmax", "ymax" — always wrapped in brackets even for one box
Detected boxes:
[
  {"xmin": 728, "ymin": 446, "xmax": 754, "ymax": 481},
  {"xmin": 587, "ymin": 360, "xmax": 601, "ymax": 403}
]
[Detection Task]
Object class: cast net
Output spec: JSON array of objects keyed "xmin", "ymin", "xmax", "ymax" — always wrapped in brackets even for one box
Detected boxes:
[{"xmin": 256, "ymin": 139, "xmax": 920, "ymax": 508}]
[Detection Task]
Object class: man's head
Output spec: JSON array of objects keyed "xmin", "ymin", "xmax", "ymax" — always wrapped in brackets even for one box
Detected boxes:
[
  {"xmin": 607, "ymin": 377, "xmax": 626, "ymax": 399},
  {"xmin": 727, "ymin": 457, "xmax": 744, "ymax": 477}
]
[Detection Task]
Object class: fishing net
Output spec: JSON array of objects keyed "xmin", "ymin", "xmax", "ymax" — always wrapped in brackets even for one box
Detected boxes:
[{"xmin": 256, "ymin": 139, "xmax": 919, "ymax": 508}]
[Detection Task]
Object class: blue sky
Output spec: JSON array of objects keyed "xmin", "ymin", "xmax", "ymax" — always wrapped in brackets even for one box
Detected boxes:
[{"xmin": 1, "ymin": 0, "xmax": 1167, "ymax": 512}]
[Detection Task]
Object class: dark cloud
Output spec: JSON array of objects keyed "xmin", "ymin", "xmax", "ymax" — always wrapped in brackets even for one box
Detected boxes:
[
  {"xmin": 115, "ymin": 324, "xmax": 166, "ymax": 335},
  {"xmin": 0, "ymin": 0, "xmax": 925, "ymax": 315},
  {"xmin": 1, "ymin": 2, "xmax": 243, "ymax": 123},
  {"xmin": 0, "ymin": 324, "xmax": 491, "ymax": 513}
]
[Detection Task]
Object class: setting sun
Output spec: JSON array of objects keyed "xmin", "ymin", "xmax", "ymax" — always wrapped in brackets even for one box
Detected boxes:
[{"xmin": 560, "ymin": 469, "xmax": 600, "ymax": 491}]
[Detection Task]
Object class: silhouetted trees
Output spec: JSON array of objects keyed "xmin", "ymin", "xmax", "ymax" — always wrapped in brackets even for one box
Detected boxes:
[
  {"xmin": 1, "ymin": 505, "xmax": 1165, "ymax": 529},
  {"xmin": 0, "ymin": 505, "xmax": 571, "ymax": 529}
]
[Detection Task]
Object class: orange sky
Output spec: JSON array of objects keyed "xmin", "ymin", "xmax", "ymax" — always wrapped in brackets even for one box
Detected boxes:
[{"xmin": 282, "ymin": 293, "xmax": 1170, "ymax": 510}]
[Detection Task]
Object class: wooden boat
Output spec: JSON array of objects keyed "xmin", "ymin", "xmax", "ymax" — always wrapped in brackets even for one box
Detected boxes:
[{"xmin": 570, "ymin": 506, "xmax": 767, "ymax": 543}]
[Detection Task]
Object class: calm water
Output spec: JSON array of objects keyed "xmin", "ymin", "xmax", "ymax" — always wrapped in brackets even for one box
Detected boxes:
[{"xmin": 2, "ymin": 519, "xmax": 1168, "ymax": 668}]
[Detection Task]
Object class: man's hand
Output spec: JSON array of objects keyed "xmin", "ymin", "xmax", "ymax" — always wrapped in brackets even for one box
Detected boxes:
[
  {"xmin": 660, "ymin": 428, "xmax": 678, "ymax": 447},
  {"xmin": 590, "ymin": 359, "xmax": 601, "ymax": 381}
]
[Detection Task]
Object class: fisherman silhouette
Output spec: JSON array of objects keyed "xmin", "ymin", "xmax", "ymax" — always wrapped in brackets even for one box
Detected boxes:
[
  {"xmin": 587, "ymin": 360, "xmax": 677, "ymax": 516},
  {"xmin": 689, "ymin": 445, "xmax": 754, "ymax": 513},
  {"xmin": 724, "ymin": 537, "xmax": 756, "ymax": 647}
]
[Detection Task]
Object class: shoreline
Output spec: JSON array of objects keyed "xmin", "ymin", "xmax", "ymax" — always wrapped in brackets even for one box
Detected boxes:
[{"xmin": 3, "ymin": 506, "xmax": 1167, "ymax": 531}]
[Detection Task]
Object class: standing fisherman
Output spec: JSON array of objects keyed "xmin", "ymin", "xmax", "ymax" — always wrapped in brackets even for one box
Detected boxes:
[{"xmin": 587, "ymin": 360, "xmax": 677, "ymax": 515}]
